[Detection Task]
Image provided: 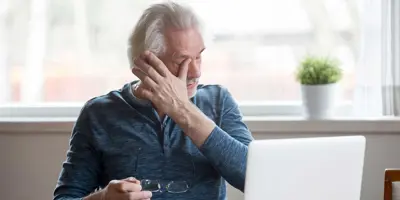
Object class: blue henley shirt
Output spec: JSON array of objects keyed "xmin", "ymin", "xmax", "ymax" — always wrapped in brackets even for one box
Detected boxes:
[{"xmin": 53, "ymin": 81, "xmax": 254, "ymax": 200}]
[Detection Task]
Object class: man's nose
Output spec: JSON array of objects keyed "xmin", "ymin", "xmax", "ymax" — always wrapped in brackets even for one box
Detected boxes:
[{"xmin": 187, "ymin": 59, "xmax": 201, "ymax": 78}]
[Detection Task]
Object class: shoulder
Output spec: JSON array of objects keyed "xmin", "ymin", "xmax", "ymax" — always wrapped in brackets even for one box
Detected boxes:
[
  {"xmin": 195, "ymin": 84, "xmax": 233, "ymax": 102},
  {"xmin": 79, "ymin": 83, "xmax": 131, "ymax": 117},
  {"xmin": 194, "ymin": 84, "xmax": 239, "ymax": 115},
  {"xmin": 83, "ymin": 93, "xmax": 119, "ymax": 113}
]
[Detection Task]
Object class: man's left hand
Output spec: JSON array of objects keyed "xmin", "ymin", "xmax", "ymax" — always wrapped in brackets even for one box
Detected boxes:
[{"xmin": 132, "ymin": 51, "xmax": 192, "ymax": 118}]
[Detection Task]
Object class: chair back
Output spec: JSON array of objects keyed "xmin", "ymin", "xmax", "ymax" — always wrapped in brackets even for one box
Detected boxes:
[{"xmin": 384, "ymin": 169, "xmax": 400, "ymax": 200}]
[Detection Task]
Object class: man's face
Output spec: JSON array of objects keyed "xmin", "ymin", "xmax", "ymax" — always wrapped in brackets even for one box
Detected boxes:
[{"xmin": 159, "ymin": 27, "xmax": 205, "ymax": 98}]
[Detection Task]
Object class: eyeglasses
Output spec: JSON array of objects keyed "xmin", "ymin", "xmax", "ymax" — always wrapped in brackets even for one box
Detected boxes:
[{"xmin": 140, "ymin": 179, "xmax": 189, "ymax": 193}]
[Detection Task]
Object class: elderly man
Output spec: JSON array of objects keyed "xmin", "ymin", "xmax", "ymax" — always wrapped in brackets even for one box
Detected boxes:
[{"xmin": 53, "ymin": 2, "xmax": 253, "ymax": 200}]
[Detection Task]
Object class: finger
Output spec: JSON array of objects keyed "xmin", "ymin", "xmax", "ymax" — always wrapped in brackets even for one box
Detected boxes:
[
  {"xmin": 132, "ymin": 67, "xmax": 157, "ymax": 89},
  {"xmin": 178, "ymin": 58, "xmax": 192, "ymax": 81},
  {"xmin": 117, "ymin": 181, "xmax": 142, "ymax": 193},
  {"xmin": 123, "ymin": 177, "xmax": 140, "ymax": 184},
  {"xmin": 122, "ymin": 177, "xmax": 136, "ymax": 181},
  {"xmin": 108, "ymin": 180, "xmax": 125, "ymax": 192},
  {"xmin": 126, "ymin": 191, "xmax": 153, "ymax": 200},
  {"xmin": 135, "ymin": 86, "xmax": 153, "ymax": 100},
  {"xmin": 113, "ymin": 192, "xmax": 132, "ymax": 200},
  {"xmin": 142, "ymin": 51, "xmax": 168, "ymax": 77},
  {"xmin": 134, "ymin": 56, "xmax": 163, "ymax": 83},
  {"xmin": 109, "ymin": 179, "xmax": 142, "ymax": 193}
]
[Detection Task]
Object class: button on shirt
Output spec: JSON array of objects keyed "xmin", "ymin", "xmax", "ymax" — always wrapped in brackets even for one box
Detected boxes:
[{"xmin": 53, "ymin": 81, "xmax": 254, "ymax": 200}]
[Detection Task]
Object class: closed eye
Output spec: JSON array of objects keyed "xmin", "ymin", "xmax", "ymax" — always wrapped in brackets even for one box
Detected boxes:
[{"xmin": 173, "ymin": 48, "xmax": 205, "ymax": 64}]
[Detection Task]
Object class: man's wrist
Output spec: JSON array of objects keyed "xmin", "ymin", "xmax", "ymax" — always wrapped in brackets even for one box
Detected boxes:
[
  {"xmin": 171, "ymin": 100, "xmax": 195, "ymax": 128},
  {"xmin": 171, "ymin": 99, "xmax": 216, "ymax": 147}
]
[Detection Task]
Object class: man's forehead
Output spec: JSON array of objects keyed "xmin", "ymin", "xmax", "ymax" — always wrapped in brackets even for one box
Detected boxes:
[
  {"xmin": 171, "ymin": 47, "xmax": 206, "ymax": 59},
  {"xmin": 164, "ymin": 28, "xmax": 205, "ymax": 58}
]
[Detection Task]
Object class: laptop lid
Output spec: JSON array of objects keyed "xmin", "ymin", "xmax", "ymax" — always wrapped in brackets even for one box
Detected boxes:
[{"xmin": 244, "ymin": 136, "xmax": 366, "ymax": 200}]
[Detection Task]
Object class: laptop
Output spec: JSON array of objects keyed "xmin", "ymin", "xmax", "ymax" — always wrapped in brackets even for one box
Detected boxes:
[{"xmin": 244, "ymin": 135, "xmax": 366, "ymax": 200}]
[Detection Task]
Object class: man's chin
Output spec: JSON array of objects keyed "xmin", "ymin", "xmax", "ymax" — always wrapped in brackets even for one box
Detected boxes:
[
  {"xmin": 187, "ymin": 89, "xmax": 197, "ymax": 98},
  {"xmin": 187, "ymin": 82, "xmax": 198, "ymax": 98}
]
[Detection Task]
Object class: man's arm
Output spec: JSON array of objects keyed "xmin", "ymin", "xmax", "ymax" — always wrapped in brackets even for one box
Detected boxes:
[
  {"xmin": 175, "ymin": 88, "xmax": 254, "ymax": 192},
  {"xmin": 53, "ymin": 104, "xmax": 101, "ymax": 200},
  {"xmin": 132, "ymin": 51, "xmax": 253, "ymax": 191}
]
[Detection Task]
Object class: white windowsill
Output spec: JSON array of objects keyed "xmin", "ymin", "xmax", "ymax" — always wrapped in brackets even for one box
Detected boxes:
[
  {"xmin": 0, "ymin": 102, "xmax": 399, "ymax": 133},
  {"xmin": 0, "ymin": 101, "xmax": 353, "ymax": 118},
  {"xmin": 0, "ymin": 116, "xmax": 399, "ymax": 133}
]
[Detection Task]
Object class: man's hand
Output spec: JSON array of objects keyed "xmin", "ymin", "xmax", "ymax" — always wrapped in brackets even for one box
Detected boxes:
[
  {"xmin": 132, "ymin": 51, "xmax": 191, "ymax": 118},
  {"xmin": 132, "ymin": 50, "xmax": 216, "ymax": 147},
  {"xmin": 85, "ymin": 177, "xmax": 152, "ymax": 200}
]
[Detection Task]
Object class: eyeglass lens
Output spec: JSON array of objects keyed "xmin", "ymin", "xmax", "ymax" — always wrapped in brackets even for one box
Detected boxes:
[
  {"xmin": 166, "ymin": 181, "xmax": 189, "ymax": 193},
  {"xmin": 141, "ymin": 180, "xmax": 160, "ymax": 192},
  {"xmin": 141, "ymin": 179, "xmax": 189, "ymax": 193}
]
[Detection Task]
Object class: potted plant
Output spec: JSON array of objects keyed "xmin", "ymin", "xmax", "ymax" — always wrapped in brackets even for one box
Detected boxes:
[{"xmin": 295, "ymin": 55, "xmax": 343, "ymax": 119}]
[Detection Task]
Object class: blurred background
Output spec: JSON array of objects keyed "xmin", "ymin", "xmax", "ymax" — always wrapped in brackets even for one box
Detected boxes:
[
  {"xmin": 1, "ymin": 1, "xmax": 400, "ymax": 200},
  {"xmin": 0, "ymin": 0, "xmax": 361, "ymax": 104}
]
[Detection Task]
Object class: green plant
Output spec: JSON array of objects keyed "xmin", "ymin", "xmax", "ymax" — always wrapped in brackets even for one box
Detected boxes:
[{"xmin": 295, "ymin": 55, "xmax": 343, "ymax": 85}]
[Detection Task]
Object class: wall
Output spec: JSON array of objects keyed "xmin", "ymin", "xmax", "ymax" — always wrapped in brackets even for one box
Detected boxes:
[{"xmin": 1, "ymin": 130, "xmax": 400, "ymax": 200}]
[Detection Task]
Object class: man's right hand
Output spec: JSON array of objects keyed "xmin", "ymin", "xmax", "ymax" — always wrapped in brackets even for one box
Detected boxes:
[{"xmin": 85, "ymin": 177, "xmax": 152, "ymax": 200}]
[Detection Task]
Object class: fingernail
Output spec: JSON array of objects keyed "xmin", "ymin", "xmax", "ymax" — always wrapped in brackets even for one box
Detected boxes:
[
  {"xmin": 128, "ymin": 177, "xmax": 135, "ymax": 181},
  {"xmin": 144, "ymin": 191, "xmax": 152, "ymax": 198}
]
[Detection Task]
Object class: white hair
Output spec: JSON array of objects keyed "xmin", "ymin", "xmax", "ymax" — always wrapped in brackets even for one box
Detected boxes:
[{"xmin": 127, "ymin": 1, "xmax": 203, "ymax": 69}]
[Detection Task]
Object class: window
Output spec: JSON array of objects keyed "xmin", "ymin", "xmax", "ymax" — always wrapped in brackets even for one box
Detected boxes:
[{"xmin": 0, "ymin": 0, "xmax": 390, "ymax": 117}]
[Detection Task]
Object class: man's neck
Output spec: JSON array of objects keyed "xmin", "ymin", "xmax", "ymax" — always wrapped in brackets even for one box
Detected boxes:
[{"xmin": 157, "ymin": 111, "xmax": 166, "ymax": 122}]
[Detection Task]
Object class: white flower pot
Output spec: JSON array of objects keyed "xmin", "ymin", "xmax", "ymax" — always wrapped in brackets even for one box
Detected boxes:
[{"xmin": 301, "ymin": 83, "xmax": 338, "ymax": 119}]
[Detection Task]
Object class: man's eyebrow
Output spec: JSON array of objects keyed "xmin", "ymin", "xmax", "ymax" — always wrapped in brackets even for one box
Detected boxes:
[
  {"xmin": 174, "ymin": 47, "xmax": 206, "ymax": 59},
  {"xmin": 198, "ymin": 47, "xmax": 206, "ymax": 54}
]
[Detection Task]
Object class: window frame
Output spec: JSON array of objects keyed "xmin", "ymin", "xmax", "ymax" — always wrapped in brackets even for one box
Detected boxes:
[
  {"xmin": 0, "ymin": 101, "xmax": 353, "ymax": 119},
  {"xmin": 0, "ymin": 0, "xmax": 398, "ymax": 120}
]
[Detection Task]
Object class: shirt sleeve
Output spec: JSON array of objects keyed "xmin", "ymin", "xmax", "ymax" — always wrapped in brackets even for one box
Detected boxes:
[
  {"xmin": 199, "ymin": 87, "xmax": 254, "ymax": 192},
  {"xmin": 53, "ymin": 103, "xmax": 101, "ymax": 200}
]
